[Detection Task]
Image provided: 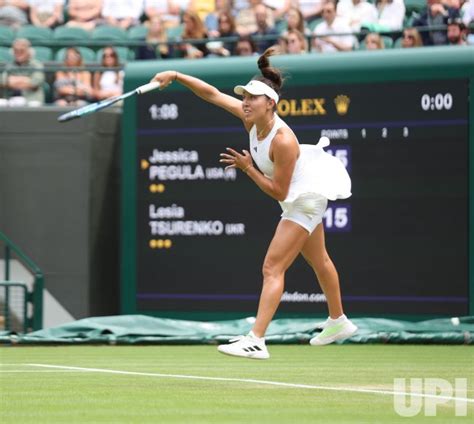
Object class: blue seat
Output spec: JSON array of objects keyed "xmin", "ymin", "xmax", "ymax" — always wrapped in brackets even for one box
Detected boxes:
[
  {"xmin": 33, "ymin": 46, "xmax": 53, "ymax": 62},
  {"xmin": 0, "ymin": 26, "xmax": 15, "ymax": 45},
  {"xmin": 91, "ymin": 26, "xmax": 127, "ymax": 41},
  {"xmin": 54, "ymin": 26, "xmax": 90, "ymax": 41},
  {"xmin": 16, "ymin": 25, "xmax": 53, "ymax": 43},
  {"xmin": 128, "ymin": 25, "xmax": 148, "ymax": 40},
  {"xmin": 0, "ymin": 46, "xmax": 12, "ymax": 63}
]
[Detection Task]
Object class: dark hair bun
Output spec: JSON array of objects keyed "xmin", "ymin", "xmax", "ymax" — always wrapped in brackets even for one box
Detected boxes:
[{"xmin": 256, "ymin": 47, "xmax": 283, "ymax": 95}]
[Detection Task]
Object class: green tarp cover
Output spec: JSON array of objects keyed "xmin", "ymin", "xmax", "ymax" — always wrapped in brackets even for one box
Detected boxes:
[{"xmin": 1, "ymin": 315, "xmax": 473, "ymax": 345}]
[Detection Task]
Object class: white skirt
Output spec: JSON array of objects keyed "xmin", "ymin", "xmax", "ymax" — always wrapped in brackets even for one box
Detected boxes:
[{"xmin": 281, "ymin": 137, "xmax": 352, "ymax": 205}]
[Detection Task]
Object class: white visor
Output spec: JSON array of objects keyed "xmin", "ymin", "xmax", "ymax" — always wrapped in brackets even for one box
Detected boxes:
[{"xmin": 234, "ymin": 80, "xmax": 279, "ymax": 104}]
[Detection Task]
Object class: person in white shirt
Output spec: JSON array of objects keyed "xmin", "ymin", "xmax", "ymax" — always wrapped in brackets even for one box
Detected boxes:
[
  {"xmin": 263, "ymin": 0, "xmax": 292, "ymax": 19},
  {"xmin": 29, "ymin": 0, "xmax": 64, "ymax": 28},
  {"xmin": 376, "ymin": 0, "xmax": 405, "ymax": 31},
  {"xmin": 102, "ymin": 0, "xmax": 144, "ymax": 29},
  {"xmin": 299, "ymin": 0, "xmax": 324, "ymax": 20},
  {"xmin": 313, "ymin": 1, "xmax": 355, "ymax": 52},
  {"xmin": 144, "ymin": 0, "xmax": 186, "ymax": 27},
  {"xmin": 337, "ymin": 0, "xmax": 378, "ymax": 32},
  {"xmin": 461, "ymin": 0, "xmax": 474, "ymax": 25}
]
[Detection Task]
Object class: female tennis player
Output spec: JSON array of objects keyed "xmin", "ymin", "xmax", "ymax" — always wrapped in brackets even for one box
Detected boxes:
[{"xmin": 152, "ymin": 48, "xmax": 357, "ymax": 359}]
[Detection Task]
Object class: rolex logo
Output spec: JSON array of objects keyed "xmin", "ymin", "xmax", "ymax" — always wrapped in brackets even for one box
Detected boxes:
[{"xmin": 334, "ymin": 95, "xmax": 350, "ymax": 115}]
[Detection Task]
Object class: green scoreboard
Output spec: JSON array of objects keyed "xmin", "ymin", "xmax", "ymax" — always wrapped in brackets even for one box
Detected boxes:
[{"xmin": 122, "ymin": 46, "xmax": 474, "ymax": 319}]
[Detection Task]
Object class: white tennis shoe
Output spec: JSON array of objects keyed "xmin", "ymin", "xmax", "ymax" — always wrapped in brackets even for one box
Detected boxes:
[
  {"xmin": 310, "ymin": 316, "xmax": 357, "ymax": 346},
  {"xmin": 218, "ymin": 332, "xmax": 270, "ymax": 359}
]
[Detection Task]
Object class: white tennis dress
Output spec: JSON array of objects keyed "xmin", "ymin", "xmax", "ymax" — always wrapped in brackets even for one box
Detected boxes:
[{"xmin": 249, "ymin": 114, "xmax": 351, "ymax": 231}]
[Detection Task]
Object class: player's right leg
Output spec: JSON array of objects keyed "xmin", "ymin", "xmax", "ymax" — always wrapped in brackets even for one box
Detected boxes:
[{"xmin": 218, "ymin": 219, "xmax": 309, "ymax": 359}]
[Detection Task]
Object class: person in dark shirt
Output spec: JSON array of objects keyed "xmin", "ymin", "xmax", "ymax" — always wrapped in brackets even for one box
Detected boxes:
[
  {"xmin": 412, "ymin": 0, "xmax": 459, "ymax": 45},
  {"xmin": 252, "ymin": 3, "xmax": 279, "ymax": 53}
]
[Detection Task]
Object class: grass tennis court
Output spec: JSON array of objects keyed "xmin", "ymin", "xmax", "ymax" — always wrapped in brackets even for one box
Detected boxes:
[{"xmin": 1, "ymin": 345, "xmax": 472, "ymax": 423}]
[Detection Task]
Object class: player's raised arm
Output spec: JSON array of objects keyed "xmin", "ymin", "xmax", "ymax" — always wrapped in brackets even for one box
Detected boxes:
[{"xmin": 151, "ymin": 70, "xmax": 251, "ymax": 130}]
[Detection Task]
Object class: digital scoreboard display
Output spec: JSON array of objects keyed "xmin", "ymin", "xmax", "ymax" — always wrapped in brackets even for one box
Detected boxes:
[{"xmin": 133, "ymin": 78, "xmax": 469, "ymax": 316}]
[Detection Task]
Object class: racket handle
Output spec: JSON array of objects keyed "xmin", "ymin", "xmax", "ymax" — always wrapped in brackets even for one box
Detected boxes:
[{"xmin": 136, "ymin": 81, "xmax": 161, "ymax": 95}]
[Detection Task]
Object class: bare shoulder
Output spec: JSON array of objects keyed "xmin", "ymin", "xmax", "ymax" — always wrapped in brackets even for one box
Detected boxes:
[
  {"xmin": 273, "ymin": 127, "xmax": 298, "ymax": 150},
  {"xmin": 271, "ymin": 127, "xmax": 299, "ymax": 161}
]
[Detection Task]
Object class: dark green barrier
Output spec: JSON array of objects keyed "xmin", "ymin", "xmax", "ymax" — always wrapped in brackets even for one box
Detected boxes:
[{"xmin": 122, "ymin": 47, "xmax": 474, "ymax": 321}]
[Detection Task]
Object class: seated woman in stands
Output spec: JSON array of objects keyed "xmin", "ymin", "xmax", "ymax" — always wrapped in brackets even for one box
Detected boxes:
[
  {"xmin": 179, "ymin": 10, "xmax": 209, "ymax": 59},
  {"xmin": 93, "ymin": 47, "xmax": 124, "ymax": 101},
  {"xmin": 137, "ymin": 15, "xmax": 171, "ymax": 60},
  {"xmin": 54, "ymin": 47, "xmax": 93, "ymax": 106},
  {"xmin": 364, "ymin": 32, "xmax": 385, "ymax": 50},
  {"xmin": 401, "ymin": 27, "xmax": 423, "ymax": 48}
]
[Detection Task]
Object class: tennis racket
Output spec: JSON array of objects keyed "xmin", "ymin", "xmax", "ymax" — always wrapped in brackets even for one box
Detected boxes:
[{"xmin": 57, "ymin": 81, "xmax": 161, "ymax": 122}]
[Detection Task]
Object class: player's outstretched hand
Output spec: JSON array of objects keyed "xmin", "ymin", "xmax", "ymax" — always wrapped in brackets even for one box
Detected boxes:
[
  {"xmin": 151, "ymin": 71, "xmax": 176, "ymax": 90},
  {"xmin": 220, "ymin": 148, "xmax": 253, "ymax": 172}
]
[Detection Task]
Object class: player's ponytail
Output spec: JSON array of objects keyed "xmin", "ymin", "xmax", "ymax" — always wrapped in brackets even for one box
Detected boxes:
[{"xmin": 255, "ymin": 47, "xmax": 283, "ymax": 97}]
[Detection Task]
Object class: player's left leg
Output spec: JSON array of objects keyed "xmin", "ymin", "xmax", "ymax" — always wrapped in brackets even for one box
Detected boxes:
[{"xmin": 301, "ymin": 223, "xmax": 357, "ymax": 345}]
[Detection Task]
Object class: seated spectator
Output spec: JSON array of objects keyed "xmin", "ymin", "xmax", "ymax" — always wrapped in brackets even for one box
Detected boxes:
[
  {"xmin": 264, "ymin": 0, "xmax": 291, "ymax": 20},
  {"xmin": 236, "ymin": 0, "xmax": 275, "ymax": 36},
  {"xmin": 313, "ymin": 1, "xmax": 356, "ymax": 52},
  {"xmin": 66, "ymin": 0, "xmax": 103, "ymax": 31},
  {"xmin": 461, "ymin": 0, "xmax": 473, "ymax": 25},
  {"xmin": 0, "ymin": 39, "xmax": 44, "ymax": 106},
  {"xmin": 286, "ymin": 28, "xmax": 308, "ymax": 53},
  {"xmin": 412, "ymin": 0, "xmax": 458, "ymax": 45},
  {"xmin": 137, "ymin": 16, "xmax": 171, "ymax": 59},
  {"xmin": 447, "ymin": 16, "xmax": 468, "ymax": 43},
  {"xmin": 252, "ymin": 3, "xmax": 279, "ymax": 52},
  {"xmin": 233, "ymin": 0, "xmax": 249, "ymax": 15},
  {"xmin": 144, "ymin": 0, "xmax": 188, "ymax": 28},
  {"xmin": 299, "ymin": 0, "xmax": 324, "ymax": 20},
  {"xmin": 376, "ymin": 0, "xmax": 405, "ymax": 31},
  {"xmin": 444, "ymin": 0, "xmax": 461, "ymax": 8},
  {"xmin": 364, "ymin": 32, "xmax": 385, "ymax": 49},
  {"xmin": 29, "ymin": 0, "xmax": 64, "ymax": 28},
  {"xmin": 282, "ymin": 7, "xmax": 311, "ymax": 36},
  {"xmin": 0, "ymin": 0, "xmax": 28, "ymax": 28},
  {"xmin": 190, "ymin": 0, "xmax": 216, "ymax": 22},
  {"xmin": 53, "ymin": 47, "xmax": 92, "ymax": 106},
  {"xmin": 401, "ymin": 27, "xmax": 423, "ymax": 47},
  {"xmin": 179, "ymin": 10, "xmax": 209, "ymax": 58},
  {"xmin": 93, "ymin": 47, "xmax": 123, "ymax": 101},
  {"xmin": 206, "ymin": 11, "xmax": 238, "ymax": 56},
  {"xmin": 337, "ymin": 0, "xmax": 378, "ymax": 32},
  {"xmin": 205, "ymin": 0, "xmax": 232, "ymax": 35},
  {"xmin": 101, "ymin": 0, "xmax": 144, "ymax": 29},
  {"xmin": 233, "ymin": 35, "xmax": 258, "ymax": 55}
]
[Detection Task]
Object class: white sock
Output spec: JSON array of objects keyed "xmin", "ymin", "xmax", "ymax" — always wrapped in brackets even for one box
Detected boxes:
[
  {"xmin": 328, "ymin": 314, "xmax": 347, "ymax": 324},
  {"xmin": 248, "ymin": 331, "xmax": 264, "ymax": 341}
]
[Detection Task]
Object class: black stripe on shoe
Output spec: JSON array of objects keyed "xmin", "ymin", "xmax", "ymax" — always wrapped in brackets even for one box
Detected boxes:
[{"xmin": 253, "ymin": 346, "xmax": 262, "ymax": 351}]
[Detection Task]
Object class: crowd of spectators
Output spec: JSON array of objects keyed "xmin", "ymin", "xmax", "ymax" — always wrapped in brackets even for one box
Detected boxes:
[{"xmin": 0, "ymin": 0, "xmax": 472, "ymax": 105}]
